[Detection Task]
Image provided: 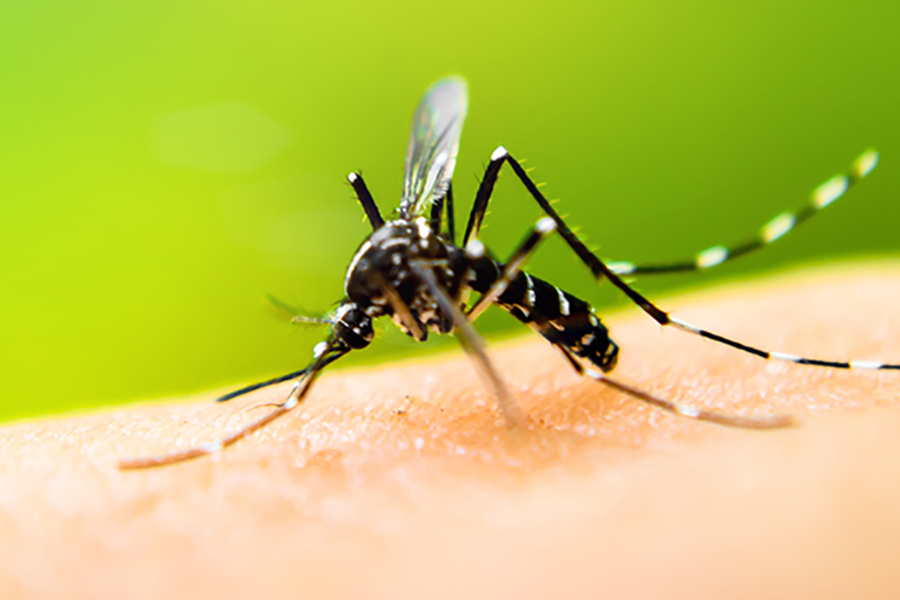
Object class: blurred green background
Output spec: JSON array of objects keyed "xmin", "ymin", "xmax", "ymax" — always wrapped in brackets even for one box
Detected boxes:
[{"xmin": 1, "ymin": 0, "xmax": 898, "ymax": 422}]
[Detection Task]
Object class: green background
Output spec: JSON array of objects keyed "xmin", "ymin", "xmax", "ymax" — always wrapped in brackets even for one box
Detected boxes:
[{"xmin": 2, "ymin": 0, "xmax": 898, "ymax": 421}]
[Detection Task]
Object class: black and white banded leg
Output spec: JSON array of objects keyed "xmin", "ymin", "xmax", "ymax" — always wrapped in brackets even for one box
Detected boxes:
[
  {"xmin": 667, "ymin": 316, "xmax": 900, "ymax": 372},
  {"xmin": 464, "ymin": 226, "xmax": 792, "ymax": 427},
  {"xmin": 606, "ymin": 149, "xmax": 879, "ymax": 276},
  {"xmin": 464, "ymin": 145, "xmax": 667, "ymax": 319},
  {"xmin": 460, "ymin": 201, "xmax": 788, "ymax": 428},
  {"xmin": 465, "ymin": 146, "xmax": 899, "ymax": 375},
  {"xmin": 211, "ymin": 297, "xmax": 348, "ymax": 403},
  {"xmin": 118, "ymin": 341, "xmax": 351, "ymax": 469},
  {"xmin": 212, "ymin": 343, "xmax": 347, "ymax": 403},
  {"xmin": 463, "ymin": 147, "xmax": 607, "ymax": 285}
]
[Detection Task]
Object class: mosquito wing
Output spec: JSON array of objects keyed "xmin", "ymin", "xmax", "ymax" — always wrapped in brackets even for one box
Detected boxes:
[{"xmin": 400, "ymin": 76, "xmax": 468, "ymax": 219}]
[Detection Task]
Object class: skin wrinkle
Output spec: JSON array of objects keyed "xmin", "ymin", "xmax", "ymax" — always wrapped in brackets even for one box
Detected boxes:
[{"xmin": 1, "ymin": 262, "xmax": 900, "ymax": 599}]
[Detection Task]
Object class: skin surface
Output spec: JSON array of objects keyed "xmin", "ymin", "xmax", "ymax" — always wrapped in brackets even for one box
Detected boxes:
[{"xmin": 2, "ymin": 262, "xmax": 900, "ymax": 599}]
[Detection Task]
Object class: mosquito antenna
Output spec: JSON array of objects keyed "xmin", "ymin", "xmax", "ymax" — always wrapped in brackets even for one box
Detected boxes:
[{"xmin": 265, "ymin": 294, "xmax": 332, "ymax": 325}]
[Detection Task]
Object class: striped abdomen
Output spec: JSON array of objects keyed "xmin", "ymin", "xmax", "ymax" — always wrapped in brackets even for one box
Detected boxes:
[{"xmin": 468, "ymin": 257, "xmax": 619, "ymax": 372}]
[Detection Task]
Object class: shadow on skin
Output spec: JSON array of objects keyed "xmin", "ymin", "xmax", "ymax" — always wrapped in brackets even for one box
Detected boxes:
[{"xmin": 1, "ymin": 262, "xmax": 900, "ymax": 599}]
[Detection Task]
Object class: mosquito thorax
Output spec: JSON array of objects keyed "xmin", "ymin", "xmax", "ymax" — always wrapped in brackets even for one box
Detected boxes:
[{"xmin": 343, "ymin": 216, "xmax": 468, "ymax": 337}]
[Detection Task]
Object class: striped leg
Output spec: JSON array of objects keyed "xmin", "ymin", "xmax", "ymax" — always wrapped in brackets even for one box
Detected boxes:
[
  {"xmin": 119, "ymin": 341, "xmax": 350, "ymax": 469},
  {"xmin": 667, "ymin": 316, "xmax": 900, "ymax": 371},
  {"xmin": 212, "ymin": 345, "xmax": 349, "ymax": 403},
  {"xmin": 466, "ymin": 216, "xmax": 558, "ymax": 322},
  {"xmin": 462, "ymin": 146, "xmax": 638, "ymax": 288},
  {"xmin": 583, "ymin": 237, "xmax": 900, "ymax": 372},
  {"xmin": 207, "ymin": 296, "xmax": 344, "ymax": 404},
  {"xmin": 607, "ymin": 149, "xmax": 879, "ymax": 276},
  {"xmin": 582, "ymin": 245, "xmax": 900, "ymax": 371},
  {"xmin": 467, "ymin": 146, "xmax": 900, "ymax": 372}
]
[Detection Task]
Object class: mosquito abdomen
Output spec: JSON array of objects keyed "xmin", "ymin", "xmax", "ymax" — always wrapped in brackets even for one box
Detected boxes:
[{"xmin": 468, "ymin": 257, "xmax": 619, "ymax": 372}]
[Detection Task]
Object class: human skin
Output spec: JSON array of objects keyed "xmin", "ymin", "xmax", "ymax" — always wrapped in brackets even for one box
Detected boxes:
[{"xmin": 1, "ymin": 262, "xmax": 899, "ymax": 599}]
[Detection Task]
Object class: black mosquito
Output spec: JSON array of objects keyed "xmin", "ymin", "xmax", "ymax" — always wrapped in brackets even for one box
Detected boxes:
[{"xmin": 120, "ymin": 77, "xmax": 885, "ymax": 469}]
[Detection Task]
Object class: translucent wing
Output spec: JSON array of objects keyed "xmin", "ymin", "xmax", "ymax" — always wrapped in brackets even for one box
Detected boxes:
[{"xmin": 400, "ymin": 76, "xmax": 468, "ymax": 219}]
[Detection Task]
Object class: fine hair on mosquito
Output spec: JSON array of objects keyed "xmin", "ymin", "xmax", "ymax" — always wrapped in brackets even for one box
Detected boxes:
[{"xmin": 119, "ymin": 77, "xmax": 886, "ymax": 469}]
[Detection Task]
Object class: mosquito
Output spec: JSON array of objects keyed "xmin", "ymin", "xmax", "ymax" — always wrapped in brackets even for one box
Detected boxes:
[{"xmin": 119, "ymin": 77, "xmax": 885, "ymax": 469}]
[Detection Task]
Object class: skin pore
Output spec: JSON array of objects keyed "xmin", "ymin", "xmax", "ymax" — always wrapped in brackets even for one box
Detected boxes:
[{"xmin": 1, "ymin": 262, "xmax": 900, "ymax": 599}]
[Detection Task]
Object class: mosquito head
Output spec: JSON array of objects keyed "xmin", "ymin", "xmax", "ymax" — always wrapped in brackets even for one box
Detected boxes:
[{"xmin": 331, "ymin": 302, "xmax": 374, "ymax": 350}]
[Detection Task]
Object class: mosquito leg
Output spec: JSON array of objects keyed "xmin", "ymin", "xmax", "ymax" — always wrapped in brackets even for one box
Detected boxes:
[
  {"xmin": 445, "ymin": 183, "xmax": 456, "ymax": 243},
  {"xmin": 606, "ymin": 149, "xmax": 879, "ymax": 276},
  {"xmin": 479, "ymin": 147, "xmax": 900, "ymax": 371},
  {"xmin": 119, "ymin": 342, "xmax": 349, "ymax": 469},
  {"xmin": 553, "ymin": 236, "xmax": 900, "ymax": 372},
  {"xmin": 666, "ymin": 316, "xmax": 900, "ymax": 371},
  {"xmin": 347, "ymin": 172, "xmax": 385, "ymax": 230},
  {"xmin": 465, "ymin": 146, "xmax": 879, "ymax": 293},
  {"xmin": 428, "ymin": 184, "xmax": 456, "ymax": 242},
  {"xmin": 409, "ymin": 261, "xmax": 524, "ymax": 426},
  {"xmin": 466, "ymin": 216, "xmax": 557, "ymax": 322},
  {"xmin": 214, "ymin": 297, "xmax": 343, "ymax": 403},
  {"xmin": 463, "ymin": 147, "xmax": 508, "ymax": 247},
  {"xmin": 463, "ymin": 147, "xmax": 615, "ymax": 288},
  {"xmin": 215, "ymin": 368, "xmax": 311, "ymax": 403},
  {"xmin": 430, "ymin": 191, "xmax": 445, "ymax": 237},
  {"xmin": 560, "ymin": 221, "xmax": 900, "ymax": 372},
  {"xmin": 215, "ymin": 349, "xmax": 347, "ymax": 403},
  {"xmin": 553, "ymin": 345, "xmax": 794, "ymax": 429}
]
